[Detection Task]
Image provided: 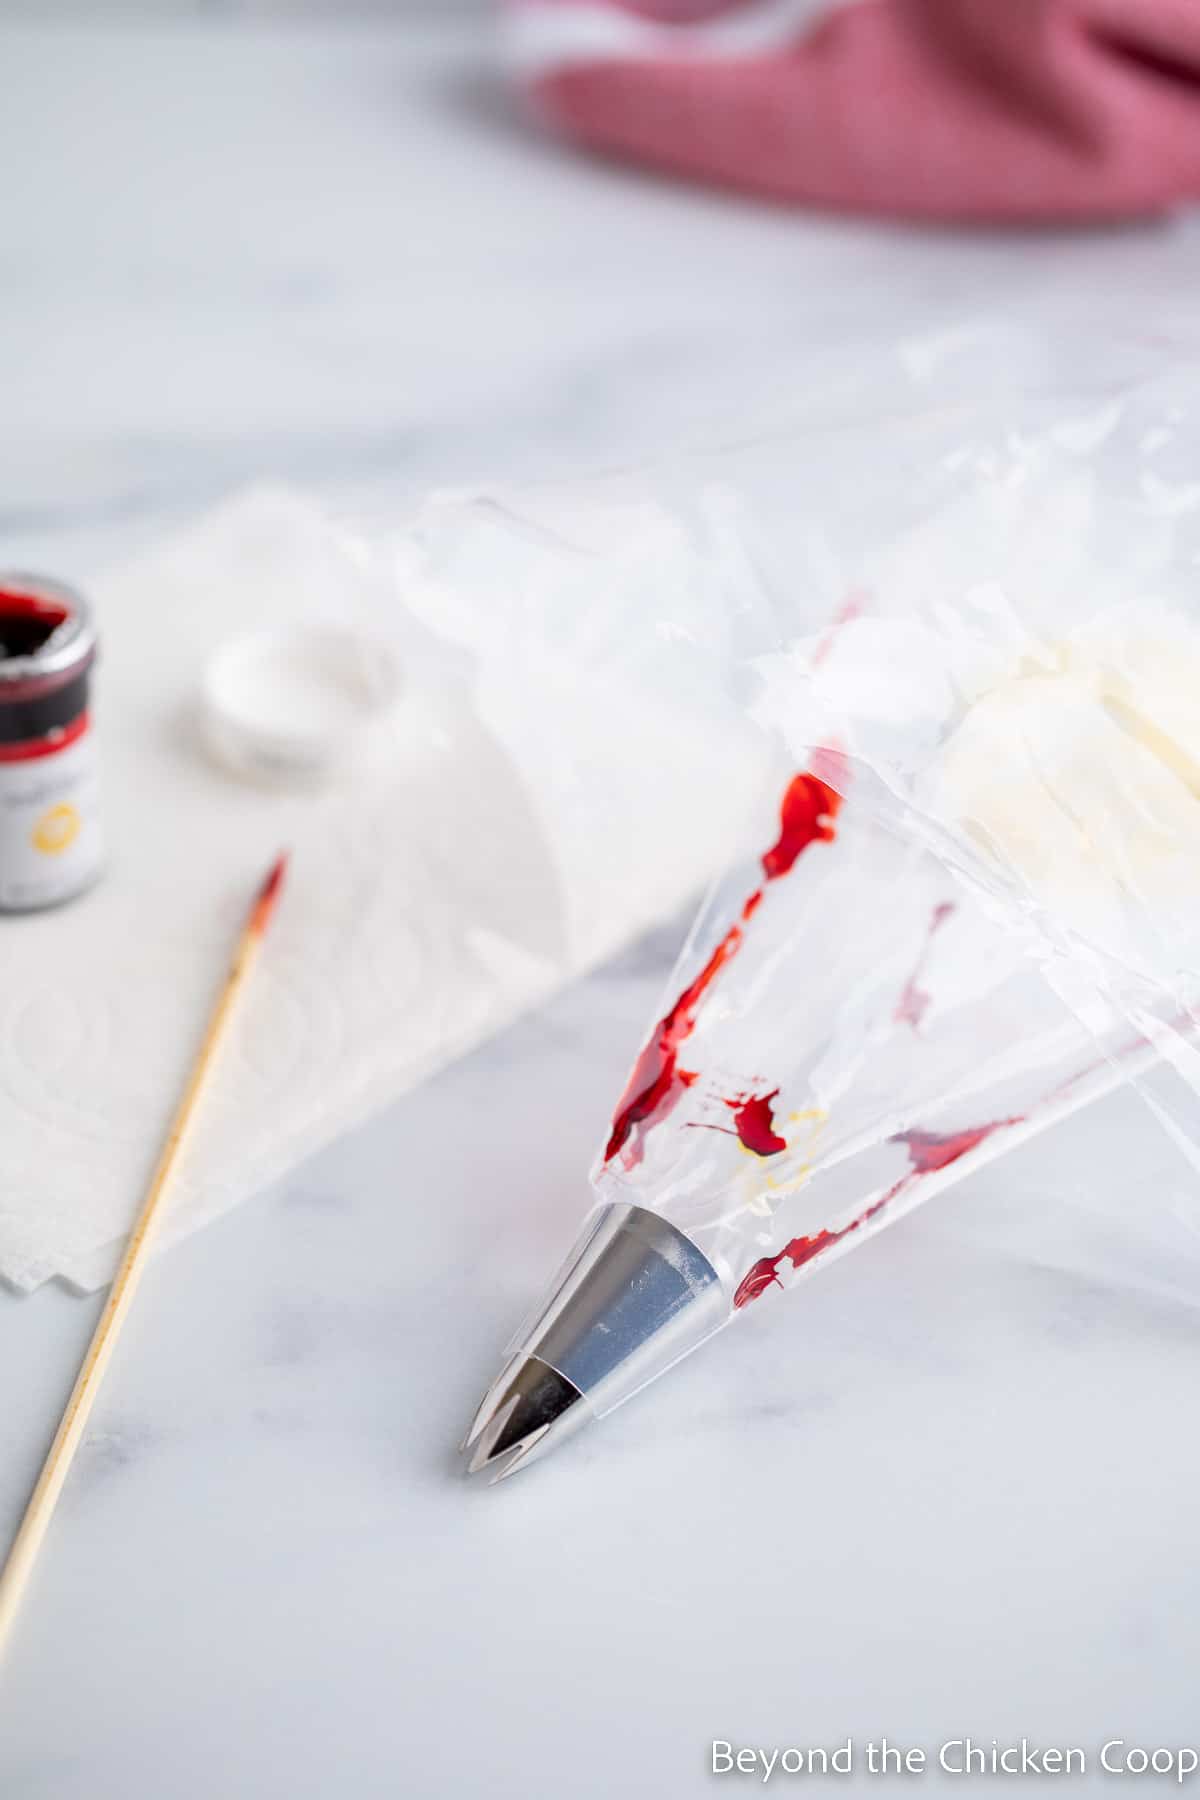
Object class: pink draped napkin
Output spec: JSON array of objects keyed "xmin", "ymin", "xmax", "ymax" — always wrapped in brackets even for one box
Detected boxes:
[{"xmin": 504, "ymin": 0, "xmax": 1200, "ymax": 221}]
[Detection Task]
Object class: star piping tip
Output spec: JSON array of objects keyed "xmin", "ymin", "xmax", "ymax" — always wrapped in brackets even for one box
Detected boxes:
[{"xmin": 485, "ymin": 1442, "xmax": 539, "ymax": 1486}]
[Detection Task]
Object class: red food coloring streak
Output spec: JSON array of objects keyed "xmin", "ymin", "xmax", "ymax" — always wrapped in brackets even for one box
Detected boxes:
[
  {"xmin": 688, "ymin": 1085, "xmax": 789, "ymax": 1156},
  {"xmin": 604, "ymin": 773, "xmax": 842, "ymax": 1165},
  {"xmin": 760, "ymin": 772, "xmax": 841, "ymax": 881},
  {"xmin": 0, "ymin": 590, "xmax": 69, "ymax": 661},
  {"xmin": 603, "ymin": 930, "xmax": 740, "ymax": 1162},
  {"xmin": 894, "ymin": 901, "xmax": 955, "ymax": 1032},
  {"xmin": 728, "ymin": 1088, "xmax": 787, "ymax": 1157},
  {"xmin": 732, "ymin": 1114, "xmax": 1019, "ymax": 1308},
  {"xmin": 895, "ymin": 1119, "xmax": 1018, "ymax": 1175},
  {"xmin": 812, "ymin": 590, "xmax": 865, "ymax": 669},
  {"xmin": 733, "ymin": 1192, "xmax": 893, "ymax": 1307}
]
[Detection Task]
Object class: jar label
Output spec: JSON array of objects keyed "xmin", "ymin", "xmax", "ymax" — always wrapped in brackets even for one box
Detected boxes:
[{"xmin": 0, "ymin": 726, "xmax": 103, "ymax": 911}]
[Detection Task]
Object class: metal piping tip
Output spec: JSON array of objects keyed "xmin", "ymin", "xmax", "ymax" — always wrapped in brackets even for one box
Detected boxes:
[
  {"xmin": 460, "ymin": 1202, "xmax": 727, "ymax": 1485},
  {"xmin": 460, "ymin": 1356, "xmax": 521, "ymax": 1457},
  {"xmin": 460, "ymin": 1354, "xmax": 591, "ymax": 1485}
]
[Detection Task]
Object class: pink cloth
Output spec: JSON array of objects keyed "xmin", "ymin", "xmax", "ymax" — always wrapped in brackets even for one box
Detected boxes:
[{"xmin": 506, "ymin": 0, "xmax": 1200, "ymax": 221}]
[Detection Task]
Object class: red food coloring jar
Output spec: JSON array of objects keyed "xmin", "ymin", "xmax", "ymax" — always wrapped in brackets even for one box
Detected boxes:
[{"xmin": 0, "ymin": 575, "xmax": 103, "ymax": 911}]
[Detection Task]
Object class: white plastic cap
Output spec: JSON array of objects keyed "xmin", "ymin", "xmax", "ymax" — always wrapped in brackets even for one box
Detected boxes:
[{"xmin": 200, "ymin": 626, "xmax": 403, "ymax": 786}]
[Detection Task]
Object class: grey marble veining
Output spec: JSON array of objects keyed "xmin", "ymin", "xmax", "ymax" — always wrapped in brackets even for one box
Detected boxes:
[{"xmin": 3, "ymin": 20, "xmax": 1200, "ymax": 1799}]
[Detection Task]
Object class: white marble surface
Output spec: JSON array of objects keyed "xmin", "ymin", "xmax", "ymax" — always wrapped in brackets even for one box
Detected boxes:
[{"xmin": 4, "ymin": 20, "xmax": 1200, "ymax": 1798}]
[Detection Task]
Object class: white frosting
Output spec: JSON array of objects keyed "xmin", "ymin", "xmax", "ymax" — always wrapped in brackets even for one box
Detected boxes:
[
  {"xmin": 753, "ymin": 590, "xmax": 1200, "ymax": 981},
  {"xmin": 931, "ymin": 623, "xmax": 1200, "ymax": 947}
]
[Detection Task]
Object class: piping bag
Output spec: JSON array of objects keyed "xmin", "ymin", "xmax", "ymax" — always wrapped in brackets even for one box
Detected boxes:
[{"xmin": 462, "ymin": 368, "xmax": 1200, "ymax": 1483}]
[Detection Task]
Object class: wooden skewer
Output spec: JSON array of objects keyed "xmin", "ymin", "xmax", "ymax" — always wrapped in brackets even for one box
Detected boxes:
[{"xmin": 0, "ymin": 852, "xmax": 289, "ymax": 1657}]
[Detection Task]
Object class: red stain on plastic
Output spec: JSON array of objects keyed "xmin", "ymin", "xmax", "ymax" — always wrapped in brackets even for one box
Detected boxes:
[
  {"xmin": 603, "ymin": 930, "xmax": 739, "ymax": 1162},
  {"xmin": 760, "ymin": 772, "xmax": 841, "ymax": 881},
  {"xmin": 812, "ymin": 590, "xmax": 865, "ymax": 668},
  {"xmin": 895, "ymin": 1119, "xmax": 1015, "ymax": 1174},
  {"xmin": 728, "ymin": 1088, "xmax": 787, "ymax": 1157},
  {"xmin": 604, "ymin": 773, "xmax": 842, "ymax": 1166},
  {"xmin": 894, "ymin": 901, "xmax": 955, "ymax": 1031},
  {"xmin": 731, "ymin": 1258, "xmax": 789, "ymax": 1307},
  {"xmin": 733, "ymin": 1194, "xmax": 891, "ymax": 1308},
  {"xmin": 732, "ymin": 1113, "xmax": 1020, "ymax": 1307},
  {"xmin": 691, "ymin": 1086, "xmax": 790, "ymax": 1155}
]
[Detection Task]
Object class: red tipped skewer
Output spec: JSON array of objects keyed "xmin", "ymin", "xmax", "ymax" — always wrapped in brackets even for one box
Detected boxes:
[{"xmin": 0, "ymin": 852, "xmax": 290, "ymax": 1654}]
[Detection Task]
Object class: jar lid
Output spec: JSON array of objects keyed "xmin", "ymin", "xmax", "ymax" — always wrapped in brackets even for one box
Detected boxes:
[{"xmin": 200, "ymin": 625, "xmax": 403, "ymax": 786}]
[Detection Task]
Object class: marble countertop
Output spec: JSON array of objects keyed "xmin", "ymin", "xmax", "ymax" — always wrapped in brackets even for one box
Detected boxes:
[{"xmin": 3, "ymin": 20, "xmax": 1200, "ymax": 1799}]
